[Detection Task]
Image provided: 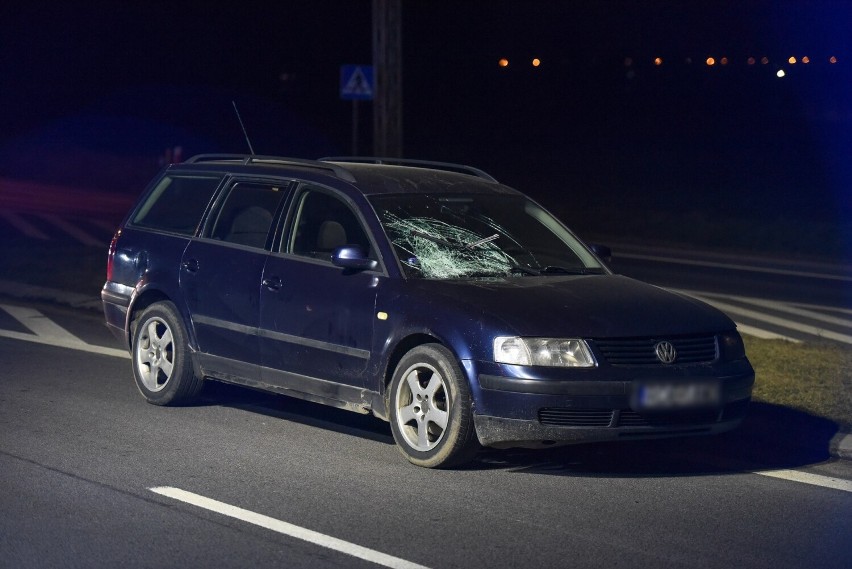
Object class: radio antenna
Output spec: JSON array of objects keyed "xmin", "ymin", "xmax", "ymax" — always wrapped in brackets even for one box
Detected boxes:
[{"xmin": 232, "ymin": 100, "xmax": 256, "ymax": 155}]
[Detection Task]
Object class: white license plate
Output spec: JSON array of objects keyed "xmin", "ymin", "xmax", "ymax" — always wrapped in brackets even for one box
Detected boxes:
[{"xmin": 636, "ymin": 381, "xmax": 721, "ymax": 410}]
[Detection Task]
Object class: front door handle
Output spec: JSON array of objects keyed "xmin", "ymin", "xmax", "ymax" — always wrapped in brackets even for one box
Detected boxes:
[
  {"xmin": 262, "ymin": 277, "xmax": 282, "ymax": 291},
  {"xmin": 181, "ymin": 258, "xmax": 199, "ymax": 273}
]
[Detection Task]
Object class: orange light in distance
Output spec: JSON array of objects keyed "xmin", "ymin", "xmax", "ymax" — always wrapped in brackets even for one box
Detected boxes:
[
  {"xmin": 498, "ymin": 58, "xmax": 509, "ymax": 67},
  {"xmin": 802, "ymin": 56, "xmax": 810, "ymax": 64},
  {"xmin": 654, "ymin": 57, "xmax": 663, "ymax": 66},
  {"xmin": 706, "ymin": 57, "xmax": 716, "ymax": 66},
  {"xmin": 830, "ymin": 56, "xmax": 838, "ymax": 64},
  {"xmin": 532, "ymin": 58, "xmax": 541, "ymax": 67},
  {"xmin": 788, "ymin": 56, "xmax": 797, "ymax": 64}
]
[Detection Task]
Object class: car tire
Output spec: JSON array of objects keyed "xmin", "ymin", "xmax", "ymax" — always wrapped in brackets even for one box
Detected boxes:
[
  {"xmin": 388, "ymin": 344, "xmax": 479, "ymax": 468},
  {"xmin": 131, "ymin": 301, "xmax": 202, "ymax": 406}
]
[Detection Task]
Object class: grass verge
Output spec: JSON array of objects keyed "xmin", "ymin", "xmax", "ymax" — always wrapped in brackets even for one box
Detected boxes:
[{"xmin": 744, "ymin": 336, "xmax": 852, "ymax": 428}]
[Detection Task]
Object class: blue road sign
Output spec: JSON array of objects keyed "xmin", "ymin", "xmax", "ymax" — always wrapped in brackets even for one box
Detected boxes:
[{"xmin": 340, "ymin": 65, "xmax": 374, "ymax": 101}]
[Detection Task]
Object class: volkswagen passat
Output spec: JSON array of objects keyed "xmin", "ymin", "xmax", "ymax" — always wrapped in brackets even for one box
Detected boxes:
[{"xmin": 102, "ymin": 155, "xmax": 754, "ymax": 468}]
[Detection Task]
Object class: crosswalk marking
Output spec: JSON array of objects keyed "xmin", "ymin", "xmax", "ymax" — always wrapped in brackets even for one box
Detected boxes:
[
  {"xmin": 0, "ymin": 210, "xmax": 112, "ymax": 247},
  {"xmin": 699, "ymin": 292, "xmax": 852, "ymax": 329},
  {"xmin": 0, "ymin": 304, "xmax": 129, "ymax": 359},
  {"xmin": 37, "ymin": 213, "xmax": 105, "ymax": 247},
  {"xmin": 733, "ymin": 323, "xmax": 800, "ymax": 342},
  {"xmin": 0, "ymin": 211, "xmax": 49, "ymax": 240},
  {"xmin": 673, "ymin": 289, "xmax": 852, "ymax": 345}
]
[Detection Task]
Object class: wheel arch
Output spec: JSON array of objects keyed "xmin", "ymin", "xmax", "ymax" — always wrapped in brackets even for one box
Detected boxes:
[
  {"xmin": 376, "ymin": 332, "xmax": 468, "ymax": 420},
  {"xmin": 126, "ymin": 288, "xmax": 196, "ymax": 351}
]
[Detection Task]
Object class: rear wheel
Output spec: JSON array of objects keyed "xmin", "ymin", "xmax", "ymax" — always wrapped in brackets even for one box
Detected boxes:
[
  {"xmin": 388, "ymin": 344, "xmax": 479, "ymax": 468},
  {"xmin": 131, "ymin": 301, "xmax": 202, "ymax": 405}
]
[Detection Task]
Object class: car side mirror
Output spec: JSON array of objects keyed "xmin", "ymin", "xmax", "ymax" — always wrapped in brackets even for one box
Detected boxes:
[
  {"xmin": 588, "ymin": 243, "xmax": 612, "ymax": 265},
  {"xmin": 332, "ymin": 245, "xmax": 378, "ymax": 271}
]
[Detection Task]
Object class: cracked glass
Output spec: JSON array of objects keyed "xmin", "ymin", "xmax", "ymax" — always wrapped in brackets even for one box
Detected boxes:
[{"xmin": 370, "ymin": 193, "xmax": 603, "ymax": 279}]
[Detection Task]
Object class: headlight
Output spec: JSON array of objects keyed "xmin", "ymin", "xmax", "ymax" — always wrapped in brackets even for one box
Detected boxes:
[
  {"xmin": 719, "ymin": 331, "xmax": 746, "ymax": 361},
  {"xmin": 493, "ymin": 337, "xmax": 597, "ymax": 367}
]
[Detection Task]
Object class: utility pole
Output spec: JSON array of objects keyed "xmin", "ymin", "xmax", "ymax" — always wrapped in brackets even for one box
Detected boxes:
[{"xmin": 372, "ymin": 0, "xmax": 403, "ymax": 157}]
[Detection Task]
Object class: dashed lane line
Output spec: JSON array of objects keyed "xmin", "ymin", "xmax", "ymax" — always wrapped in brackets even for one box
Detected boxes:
[{"xmin": 150, "ymin": 487, "xmax": 431, "ymax": 569}]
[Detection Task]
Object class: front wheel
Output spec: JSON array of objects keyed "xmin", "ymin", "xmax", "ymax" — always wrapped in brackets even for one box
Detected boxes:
[
  {"xmin": 131, "ymin": 301, "xmax": 202, "ymax": 405},
  {"xmin": 388, "ymin": 344, "xmax": 479, "ymax": 468}
]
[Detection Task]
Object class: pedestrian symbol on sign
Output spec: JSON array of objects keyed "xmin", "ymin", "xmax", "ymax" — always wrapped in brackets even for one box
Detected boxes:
[{"xmin": 340, "ymin": 65, "xmax": 374, "ymax": 101}]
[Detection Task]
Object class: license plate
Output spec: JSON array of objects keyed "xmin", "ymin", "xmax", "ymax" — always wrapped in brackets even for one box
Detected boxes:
[{"xmin": 635, "ymin": 381, "xmax": 721, "ymax": 410}]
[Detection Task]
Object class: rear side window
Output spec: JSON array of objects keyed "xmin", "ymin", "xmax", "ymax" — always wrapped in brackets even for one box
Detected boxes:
[
  {"xmin": 206, "ymin": 181, "xmax": 288, "ymax": 249},
  {"xmin": 131, "ymin": 175, "xmax": 222, "ymax": 235}
]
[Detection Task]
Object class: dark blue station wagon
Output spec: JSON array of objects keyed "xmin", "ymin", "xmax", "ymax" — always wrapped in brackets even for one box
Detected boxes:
[{"xmin": 102, "ymin": 155, "xmax": 754, "ymax": 468}]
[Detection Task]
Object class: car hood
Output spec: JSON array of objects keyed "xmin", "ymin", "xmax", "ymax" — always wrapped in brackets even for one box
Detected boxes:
[{"xmin": 407, "ymin": 274, "xmax": 734, "ymax": 338}]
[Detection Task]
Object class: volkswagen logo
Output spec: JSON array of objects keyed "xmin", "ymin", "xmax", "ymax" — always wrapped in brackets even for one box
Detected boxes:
[{"xmin": 654, "ymin": 341, "xmax": 677, "ymax": 364}]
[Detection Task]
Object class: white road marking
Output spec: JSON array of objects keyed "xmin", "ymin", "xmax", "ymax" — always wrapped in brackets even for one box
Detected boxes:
[
  {"xmin": 699, "ymin": 298, "xmax": 852, "ymax": 345},
  {"xmin": 2, "ymin": 304, "xmax": 86, "ymax": 342},
  {"xmin": 733, "ymin": 323, "xmax": 800, "ymax": 342},
  {"xmin": 755, "ymin": 469, "xmax": 852, "ymax": 493},
  {"xmin": 0, "ymin": 211, "xmax": 49, "ymax": 239},
  {"xmin": 149, "ymin": 487, "xmax": 431, "ymax": 569},
  {"xmin": 37, "ymin": 213, "xmax": 104, "ymax": 247},
  {"xmin": 0, "ymin": 304, "xmax": 129, "ymax": 359},
  {"xmin": 619, "ymin": 252, "xmax": 852, "ymax": 282},
  {"xmin": 686, "ymin": 291, "xmax": 852, "ymax": 329},
  {"xmin": 86, "ymin": 218, "xmax": 118, "ymax": 233},
  {"xmin": 672, "ymin": 290, "xmax": 852, "ymax": 345}
]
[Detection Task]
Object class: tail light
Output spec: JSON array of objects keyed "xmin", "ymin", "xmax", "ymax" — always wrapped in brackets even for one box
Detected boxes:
[{"xmin": 106, "ymin": 230, "xmax": 120, "ymax": 282}]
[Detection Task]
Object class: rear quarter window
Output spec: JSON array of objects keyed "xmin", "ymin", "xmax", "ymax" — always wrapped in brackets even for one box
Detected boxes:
[{"xmin": 131, "ymin": 174, "xmax": 223, "ymax": 235}]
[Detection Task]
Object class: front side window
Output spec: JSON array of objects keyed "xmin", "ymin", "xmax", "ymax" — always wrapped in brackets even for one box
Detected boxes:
[
  {"xmin": 206, "ymin": 182, "xmax": 288, "ymax": 249},
  {"xmin": 131, "ymin": 175, "xmax": 222, "ymax": 235},
  {"xmin": 369, "ymin": 193, "xmax": 604, "ymax": 279},
  {"xmin": 285, "ymin": 186, "xmax": 373, "ymax": 261}
]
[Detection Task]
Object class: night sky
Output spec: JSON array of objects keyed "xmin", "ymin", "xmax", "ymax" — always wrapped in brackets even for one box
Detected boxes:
[{"xmin": 1, "ymin": 1, "xmax": 850, "ymax": 246}]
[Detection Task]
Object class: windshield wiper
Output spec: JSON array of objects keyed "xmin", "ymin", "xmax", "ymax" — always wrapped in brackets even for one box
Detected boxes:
[
  {"xmin": 466, "ymin": 233, "xmax": 499, "ymax": 249},
  {"xmin": 540, "ymin": 266, "xmax": 605, "ymax": 275}
]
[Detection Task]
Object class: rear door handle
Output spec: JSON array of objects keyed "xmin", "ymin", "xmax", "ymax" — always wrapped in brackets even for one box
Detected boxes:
[
  {"xmin": 181, "ymin": 259, "xmax": 199, "ymax": 273},
  {"xmin": 262, "ymin": 277, "xmax": 282, "ymax": 291}
]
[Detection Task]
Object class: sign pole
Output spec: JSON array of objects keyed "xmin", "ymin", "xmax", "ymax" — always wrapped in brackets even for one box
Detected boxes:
[
  {"xmin": 340, "ymin": 64, "xmax": 374, "ymax": 156},
  {"xmin": 352, "ymin": 100, "xmax": 359, "ymax": 156}
]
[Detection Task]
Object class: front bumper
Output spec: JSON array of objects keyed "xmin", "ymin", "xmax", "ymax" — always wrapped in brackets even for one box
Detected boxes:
[{"xmin": 469, "ymin": 359, "xmax": 754, "ymax": 448}]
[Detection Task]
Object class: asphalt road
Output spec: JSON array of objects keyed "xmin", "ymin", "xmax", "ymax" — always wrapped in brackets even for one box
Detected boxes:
[{"xmin": 1, "ymin": 302, "xmax": 851, "ymax": 568}]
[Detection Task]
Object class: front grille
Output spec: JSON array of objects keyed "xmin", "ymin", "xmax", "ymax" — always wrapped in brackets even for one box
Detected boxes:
[
  {"xmin": 593, "ymin": 335, "xmax": 718, "ymax": 366},
  {"xmin": 538, "ymin": 401, "xmax": 748, "ymax": 428},
  {"xmin": 538, "ymin": 408, "xmax": 614, "ymax": 427},
  {"xmin": 617, "ymin": 409, "xmax": 721, "ymax": 426}
]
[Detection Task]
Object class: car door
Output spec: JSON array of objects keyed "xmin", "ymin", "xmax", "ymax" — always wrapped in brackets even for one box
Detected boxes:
[
  {"xmin": 258, "ymin": 184, "xmax": 382, "ymax": 400},
  {"xmin": 180, "ymin": 179, "xmax": 290, "ymax": 380}
]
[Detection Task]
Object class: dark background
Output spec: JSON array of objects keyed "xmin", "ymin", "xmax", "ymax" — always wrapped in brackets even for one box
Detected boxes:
[{"xmin": 1, "ymin": 1, "xmax": 849, "ymax": 257}]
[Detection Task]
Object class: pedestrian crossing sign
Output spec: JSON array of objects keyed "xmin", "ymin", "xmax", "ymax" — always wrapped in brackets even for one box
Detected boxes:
[{"xmin": 340, "ymin": 65, "xmax": 374, "ymax": 101}]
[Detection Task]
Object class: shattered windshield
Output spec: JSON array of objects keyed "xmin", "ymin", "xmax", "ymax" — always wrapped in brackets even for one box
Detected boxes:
[{"xmin": 370, "ymin": 193, "xmax": 604, "ymax": 279}]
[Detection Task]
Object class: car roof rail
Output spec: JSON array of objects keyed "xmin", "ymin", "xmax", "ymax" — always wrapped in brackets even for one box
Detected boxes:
[
  {"xmin": 320, "ymin": 156, "xmax": 498, "ymax": 183},
  {"xmin": 184, "ymin": 154, "xmax": 357, "ymax": 183}
]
